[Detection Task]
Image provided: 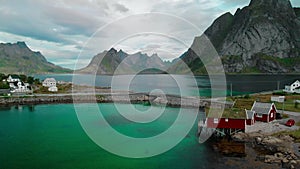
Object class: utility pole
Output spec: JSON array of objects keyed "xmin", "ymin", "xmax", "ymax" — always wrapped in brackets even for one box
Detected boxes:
[
  {"xmin": 277, "ymin": 81, "xmax": 280, "ymax": 91},
  {"xmin": 230, "ymin": 83, "xmax": 233, "ymax": 97},
  {"xmin": 282, "ymin": 100, "xmax": 285, "ymax": 114}
]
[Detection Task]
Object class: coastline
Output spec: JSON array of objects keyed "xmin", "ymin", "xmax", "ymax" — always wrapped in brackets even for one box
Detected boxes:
[
  {"xmin": 0, "ymin": 92, "xmax": 216, "ymax": 108},
  {"xmin": 232, "ymin": 132, "xmax": 300, "ymax": 169}
]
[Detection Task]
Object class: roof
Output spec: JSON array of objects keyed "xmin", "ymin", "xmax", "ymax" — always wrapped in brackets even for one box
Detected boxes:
[
  {"xmin": 292, "ymin": 80, "xmax": 300, "ymax": 85},
  {"xmin": 246, "ymin": 110, "xmax": 255, "ymax": 119},
  {"xmin": 206, "ymin": 107, "xmax": 246, "ymax": 119},
  {"xmin": 233, "ymin": 99, "xmax": 254, "ymax": 110},
  {"xmin": 9, "ymin": 75, "xmax": 19, "ymax": 79},
  {"xmin": 251, "ymin": 102, "xmax": 273, "ymax": 115},
  {"xmin": 43, "ymin": 78, "xmax": 56, "ymax": 82}
]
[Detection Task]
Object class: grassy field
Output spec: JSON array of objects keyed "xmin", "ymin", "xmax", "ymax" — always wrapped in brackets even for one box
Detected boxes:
[
  {"xmin": 208, "ymin": 93, "xmax": 300, "ymax": 119},
  {"xmin": 227, "ymin": 93, "xmax": 300, "ymax": 113},
  {"xmin": 34, "ymin": 84, "xmax": 72, "ymax": 94}
]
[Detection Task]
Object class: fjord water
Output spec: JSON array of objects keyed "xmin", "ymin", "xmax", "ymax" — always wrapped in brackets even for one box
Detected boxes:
[
  {"xmin": 0, "ymin": 104, "xmax": 282, "ymax": 169},
  {"xmin": 35, "ymin": 74, "xmax": 300, "ymax": 96},
  {"xmin": 0, "ymin": 103, "xmax": 218, "ymax": 169}
]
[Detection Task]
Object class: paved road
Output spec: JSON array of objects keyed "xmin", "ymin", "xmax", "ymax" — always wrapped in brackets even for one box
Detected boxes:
[{"xmin": 279, "ymin": 110, "xmax": 300, "ymax": 117}]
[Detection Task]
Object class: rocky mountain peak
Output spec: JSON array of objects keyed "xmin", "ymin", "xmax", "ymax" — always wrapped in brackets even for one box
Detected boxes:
[
  {"xmin": 249, "ymin": 0, "xmax": 292, "ymax": 8},
  {"xmin": 78, "ymin": 48, "xmax": 170, "ymax": 74},
  {"xmin": 151, "ymin": 53, "xmax": 159, "ymax": 58},
  {"xmin": 0, "ymin": 42, "xmax": 71, "ymax": 74},
  {"xmin": 248, "ymin": 0, "xmax": 296, "ymax": 18},
  {"xmin": 170, "ymin": 0, "xmax": 300, "ymax": 74},
  {"xmin": 107, "ymin": 48, "xmax": 117, "ymax": 53},
  {"xmin": 16, "ymin": 41, "xmax": 28, "ymax": 48}
]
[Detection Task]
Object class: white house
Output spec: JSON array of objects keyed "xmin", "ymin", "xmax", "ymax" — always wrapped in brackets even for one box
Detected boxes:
[
  {"xmin": 42, "ymin": 78, "xmax": 57, "ymax": 87},
  {"xmin": 7, "ymin": 75, "xmax": 20, "ymax": 83},
  {"xmin": 284, "ymin": 80, "xmax": 300, "ymax": 93},
  {"xmin": 42, "ymin": 78, "xmax": 58, "ymax": 92},
  {"xmin": 48, "ymin": 86, "xmax": 58, "ymax": 92},
  {"xmin": 10, "ymin": 81, "xmax": 31, "ymax": 93}
]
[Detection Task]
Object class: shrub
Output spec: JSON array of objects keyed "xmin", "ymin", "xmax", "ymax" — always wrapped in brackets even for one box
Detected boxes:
[{"xmin": 282, "ymin": 113, "xmax": 289, "ymax": 119}]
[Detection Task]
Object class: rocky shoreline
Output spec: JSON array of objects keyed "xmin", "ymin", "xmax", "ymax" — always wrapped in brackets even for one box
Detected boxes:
[
  {"xmin": 0, "ymin": 93, "xmax": 232, "ymax": 108},
  {"xmin": 232, "ymin": 132, "xmax": 300, "ymax": 169},
  {"xmin": 0, "ymin": 94, "xmax": 149, "ymax": 106}
]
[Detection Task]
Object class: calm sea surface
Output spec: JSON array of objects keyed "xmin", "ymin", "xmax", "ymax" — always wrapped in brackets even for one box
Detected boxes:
[
  {"xmin": 0, "ymin": 103, "xmax": 277, "ymax": 169},
  {"xmin": 35, "ymin": 74, "xmax": 300, "ymax": 96}
]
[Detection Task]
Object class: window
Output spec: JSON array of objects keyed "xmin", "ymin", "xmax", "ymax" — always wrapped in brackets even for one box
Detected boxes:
[
  {"xmin": 257, "ymin": 114, "xmax": 263, "ymax": 118},
  {"xmin": 270, "ymin": 113, "xmax": 273, "ymax": 118},
  {"xmin": 225, "ymin": 119, "xmax": 229, "ymax": 122},
  {"xmin": 214, "ymin": 118, "xmax": 219, "ymax": 124}
]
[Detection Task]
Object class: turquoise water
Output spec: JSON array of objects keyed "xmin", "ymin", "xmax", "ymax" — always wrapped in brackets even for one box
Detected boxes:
[{"xmin": 0, "ymin": 104, "xmax": 222, "ymax": 169}]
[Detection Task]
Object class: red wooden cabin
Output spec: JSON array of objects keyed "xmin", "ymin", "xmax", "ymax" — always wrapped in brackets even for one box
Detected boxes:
[
  {"xmin": 206, "ymin": 117, "xmax": 246, "ymax": 130},
  {"xmin": 251, "ymin": 102, "xmax": 277, "ymax": 123}
]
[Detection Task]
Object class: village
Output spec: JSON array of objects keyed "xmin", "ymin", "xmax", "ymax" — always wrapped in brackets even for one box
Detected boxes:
[
  {"xmin": 1, "ymin": 74, "xmax": 300, "ymax": 167},
  {"xmin": 197, "ymin": 80, "xmax": 300, "ymax": 169},
  {"xmin": 198, "ymin": 80, "xmax": 300, "ymax": 135},
  {"xmin": 0, "ymin": 74, "xmax": 73, "ymax": 96}
]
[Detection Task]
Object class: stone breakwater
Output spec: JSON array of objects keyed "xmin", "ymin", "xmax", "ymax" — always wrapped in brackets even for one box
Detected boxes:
[
  {"xmin": 0, "ymin": 95, "xmax": 73, "ymax": 105},
  {"xmin": 0, "ymin": 93, "xmax": 233, "ymax": 108}
]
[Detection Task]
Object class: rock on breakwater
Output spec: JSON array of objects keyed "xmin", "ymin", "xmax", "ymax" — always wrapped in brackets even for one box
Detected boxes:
[{"xmin": 233, "ymin": 132, "xmax": 300, "ymax": 168}]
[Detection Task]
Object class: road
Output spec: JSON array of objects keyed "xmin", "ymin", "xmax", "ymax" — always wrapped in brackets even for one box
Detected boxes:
[{"xmin": 279, "ymin": 110, "xmax": 300, "ymax": 117}]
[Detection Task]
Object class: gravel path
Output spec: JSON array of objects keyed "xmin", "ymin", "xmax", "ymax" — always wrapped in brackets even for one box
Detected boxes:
[
  {"xmin": 246, "ymin": 120, "xmax": 299, "ymax": 134},
  {"xmin": 280, "ymin": 110, "xmax": 300, "ymax": 117}
]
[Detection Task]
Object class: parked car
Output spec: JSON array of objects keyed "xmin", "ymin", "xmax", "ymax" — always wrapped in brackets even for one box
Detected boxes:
[{"xmin": 285, "ymin": 119, "xmax": 295, "ymax": 127}]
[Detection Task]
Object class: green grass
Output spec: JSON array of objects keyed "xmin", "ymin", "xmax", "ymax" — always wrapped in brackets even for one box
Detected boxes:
[
  {"xmin": 230, "ymin": 93, "xmax": 300, "ymax": 113},
  {"xmin": 34, "ymin": 84, "xmax": 72, "ymax": 94},
  {"xmin": 258, "ymin": 54, "xmax": 300, "ymax": 67},
  {"xmin": 282, "ymin": 113, "xmax": 289, "ymax": 119},
  {"xmin": 206, "ymin": 107, "xmax": 246, "ymax": 119},
  {"xmin": 221, "ymin": 93, "xmax": 300, "ymax": 119},
  {"xmin": 273, "ymin": 129, "xmax": 300, "ymax": 143},
  {"xmin": 274, "ymin": 100, "xmax": 300, "ymax": 113},
  {"xmin": 241, "ymin": 66, "xmax": 262, "ymax": 74}
]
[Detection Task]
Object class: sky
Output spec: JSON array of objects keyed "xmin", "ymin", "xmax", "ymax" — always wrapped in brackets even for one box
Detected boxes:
[{"xmin": 0, "ymin": 0, "xmax": 299, "ymax": 69}]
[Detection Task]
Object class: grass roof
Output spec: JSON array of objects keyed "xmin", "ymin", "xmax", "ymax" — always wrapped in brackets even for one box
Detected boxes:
[
  {"xmin": 233, "ymin": 99, "xmax": 254, "ymax": 110},
  {"xmin": 206, "ymin": 107, "xmax": 246, "ymax": 119}
]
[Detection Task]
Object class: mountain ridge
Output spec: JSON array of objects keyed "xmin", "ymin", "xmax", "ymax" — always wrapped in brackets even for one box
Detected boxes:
[
  {"xmin": 0, "ymin": 42, "xmax": 72, "ymax": 74},
  {"xmin": 169, "ymin": 0, "xmax": 300, "ymax": 74},
  {"xmin": 77, "ymin": 48, "xmax": 170, "ymax": 75}
]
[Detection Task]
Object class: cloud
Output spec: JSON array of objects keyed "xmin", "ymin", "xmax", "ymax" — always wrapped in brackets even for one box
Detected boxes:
[
  {"xmin": 0, "ymin": 0, "xmax": 299, "ymax": 69},
  {"xmin": 113, "ymin": 3, "xmax": 129, "ymax": 13}
]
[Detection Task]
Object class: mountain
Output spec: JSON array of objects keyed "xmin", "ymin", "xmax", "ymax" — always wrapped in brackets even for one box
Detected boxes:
[
  {"xmin": 0, "ymin": 42, "xmax": 71, "ymax": 74},
  {"xmin": 169, "ymin": 0, "xmax": 300, "ymax": 74},
  {"xmin": 77, "ymin": 48, "xmax": 170, "ymax": 74}
]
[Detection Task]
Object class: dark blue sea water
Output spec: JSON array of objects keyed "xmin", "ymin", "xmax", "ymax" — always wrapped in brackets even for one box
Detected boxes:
[{"xmin": 34, "ymin": 74, "xmax": 300, "ymax": 96}]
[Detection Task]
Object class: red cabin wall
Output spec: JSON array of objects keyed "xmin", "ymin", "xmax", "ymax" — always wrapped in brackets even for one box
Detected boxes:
[
  {"xmin": 269, "ymin": 105, "xmax": 276, "ymax": 122},
  {"xmin": 255, "ymin": 115, "xmax": 268, "ymax": 122},
  {"xmin": 207, "ymin": 118, "xmax": 245, "ymax": 129},
  {"xmin": 246, "ymin": 119, "xmax": 255, "ymax": 125}
]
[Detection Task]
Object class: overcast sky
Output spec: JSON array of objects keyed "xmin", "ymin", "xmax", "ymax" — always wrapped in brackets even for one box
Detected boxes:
[{"xmin": 0, "ymin": 0, "xmax": 299, "ymax": 69}]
